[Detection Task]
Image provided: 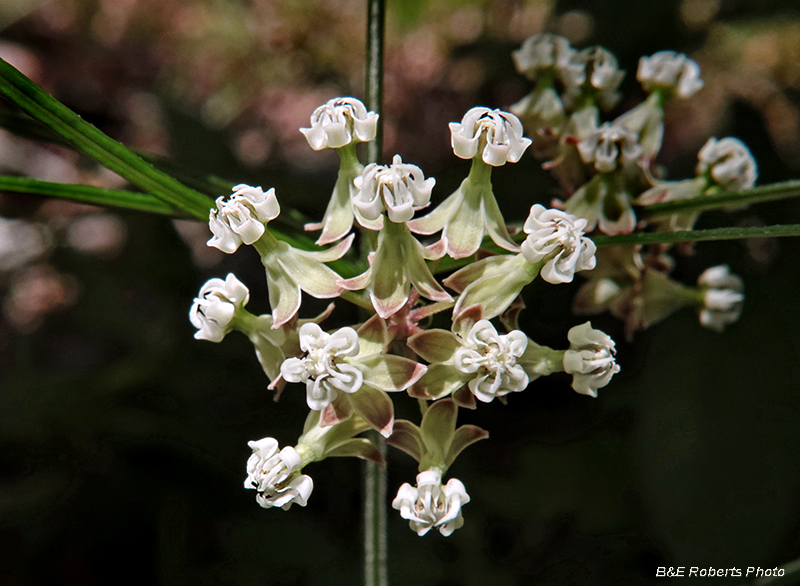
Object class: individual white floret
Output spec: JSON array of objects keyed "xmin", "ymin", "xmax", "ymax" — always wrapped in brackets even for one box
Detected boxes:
[
  {"xmin": 696, "ymin": 137, "xmax": 757, "ymax": 192},
  {"xmin": 697, "ymin": 265, "xmax": 744, "ymax": 332},
  {"xmin": 449, "ymin": 107, "xmax": 532, "ymax": 166},
  {"xmin": 391, "ymin": 470, "xmax": 470, "ymax": 537},
  {"xmin": 512, "ymin": 33, "xmax": 584, "ymax": 86},
  {"xmin": 189, "ymin": 273, "xmax": 250, "ymax": 342},
  {"xmin": 300, "ymin": 97, "xmax": 379, "ymax": 150},
  {"xmin": 244, "ymin": 437, "xmax": 313, "ymax": 510},
  {"xmin": 637, "ymin": 51, "xmax": 703, "ymax": 99},
  {"xmin": 577, "ymin": 122, "xmax": 643, "ymax": 173},
  {"xmin": 352, "ymin": 154, "xmax": 435, "ymax": 223},
  {"xmin": 521, "ymin": 204, "xmax": 597, "ymax": 284},
  {"xmin": 563, "ymin": 322, "xmax": 620, "ymax": 397},
  {"xmin": 453, "ymin": 320, "xmax": 529, "ymax": 403},
  {"xmin": 280, "ymin": 323, "xmax": 363, "ymax": 410},
  {"xmin": 208, "ymin": 184, "xmax": 280, "ymax": 253}
]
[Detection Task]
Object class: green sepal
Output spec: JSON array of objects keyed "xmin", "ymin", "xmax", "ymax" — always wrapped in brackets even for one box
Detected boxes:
[
  {"xmin": 419, "ymin": 398, "xmax": 458, "ymax": 471},
  {"xmin": 410, "ymin": 363, "xmax": 468, "ymax": 400},
  {"xmin": 355, "ymin": 353, "xmax": 427, "ymax": 392},
  {"xmin": 453, "ymin": 253, "xmax": 539, "ymax": 322},
  {"xmin": 407, "ymin": 329, "xmax": 461, "ymax": 363},
  {"xmin": 386, "ymin": 420, "xmax": 424, "ymax": 462},
  {"xmin": 444, "ymin": 425, "xmax": 489, "ymax": 468},
  {"xmin": 325, "ymin": 438, "xmax": 386, "ymax": 466},
  {"xmin": 356, "ymin": 314, "xmax": 391, "ymax": 355},
  {"xmin": 349, "ymin": 385, "xmax": 394, "ymax": 438}
]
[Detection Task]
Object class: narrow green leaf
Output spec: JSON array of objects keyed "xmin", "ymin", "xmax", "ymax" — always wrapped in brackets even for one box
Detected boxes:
[
  {"xmin": 638, "ymin": 180, "xmax": 800, "ymax": 218},
  {"xmin": 592, "ymin": 224, "xmax": 800, "ymax": 247},
  {"xmin": 0, "ymin": 175, "xmax": 184, "ymax": 216},
  {"xmin": 0, "ymin": 58, "xmax": 214, "ymax": 220}
]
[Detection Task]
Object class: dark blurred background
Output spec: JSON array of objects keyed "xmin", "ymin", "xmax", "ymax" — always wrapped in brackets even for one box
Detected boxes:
[{"xmin": 1, "ymin": 0, "xmax": 800, "ymax": 584}]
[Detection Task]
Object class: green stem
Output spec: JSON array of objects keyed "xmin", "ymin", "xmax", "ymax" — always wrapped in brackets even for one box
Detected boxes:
[
  {"xmin": 638, "ymin": 180, "xmax": 800, "ymax": 218},
  {"xmin": 364, "ymin": 2, "xmax": 387, "ymax": 586},
  {"xmin": 592, "ymin": 224, "xmax": 800, "ymax": 247}
]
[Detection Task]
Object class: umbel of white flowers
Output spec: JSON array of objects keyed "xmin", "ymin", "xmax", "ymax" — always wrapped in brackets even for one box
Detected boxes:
[{"xmin": 392, "ymin": 470, "xmax": 470, "ymax": 537}]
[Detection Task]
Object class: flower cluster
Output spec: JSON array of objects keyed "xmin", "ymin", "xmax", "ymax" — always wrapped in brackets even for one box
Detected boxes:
[{"xmin": 187, "ymin": 28, "xmax": 752, "ymax": 544}]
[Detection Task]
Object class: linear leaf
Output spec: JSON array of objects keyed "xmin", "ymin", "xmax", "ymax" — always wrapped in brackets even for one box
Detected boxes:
[
  {"xmin": 638, "ymin": 180, "xmax": 800, "ymax": 218},
  {"xmin": 0, "ymin": 58, "xmax": 213, "ymax": 220},
  {"xmin": 592, "ymin": 224, "xmax": 800, "ymax": 247},
  {"xmin": 0, "ymin": 175, "xmax": 184, "ymax": 216}
]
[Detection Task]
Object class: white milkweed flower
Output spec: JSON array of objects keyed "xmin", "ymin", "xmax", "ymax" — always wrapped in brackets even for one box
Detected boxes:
[
  {"xmin": 637, "ymin": 51, "xmax": 703, "ymax": 99},
  {"xmin": 577, "ymin": 122, "xmax": 643, "ymax": 173},
  {"xmin": 300, "ymin": 97, "xmax": 379, "ymax": 150},
  {"xmin": 244, "ymin": 437, "xmax": 313, "ymax": 510},
  {"xmin": 697, "ymin": 265, "xmax": 744, "ymax": 332},
  {"xmin": 391, "ymin": 470, "xmax": 470, "ymax": 537},
  {"xmin": 352, "ymin": 154, "xmax": 435, "ymax": 224},
  {"xmin": 521, "ymin": 204, "xmax": 597, "ymax": 284},
  {"xmin": 280, "ymin": 323, "xmax": 363, "ymax": 410},
  {"xmin": 563, "ymin": 322, "xmax": 620, "ymax": 397},
  {"xmin": 208, "ymin": 184, "xmax": 280, "ymax": 253},
  {"xmin": 189, "ymin": 273, "xmax": 249, "ymax": 342},
  {"xmin": 453, "ymin": 320, "xmax": 529, "ymax": 403},
  {"xmin": 512, "ymin": 33, "xmax": 584, "ymax": 86},
  {"xmin": 449, "ymin": 107, "xmax": 532, "ymax": 166},
  {"xmin": 696, "ymin": 137, "xmax": 757, "ymax": 192},
  {"xmin": 564, "ymin": 47, "xmax": 625, "ymax": 110}
]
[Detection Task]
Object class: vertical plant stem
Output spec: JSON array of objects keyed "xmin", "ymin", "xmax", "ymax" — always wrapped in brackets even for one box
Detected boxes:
[
  {"xmin": 365, "ymin": 0, "xmax": 385, "ymax": 166},
  {"xmin": 363, "ymin": 2, "xmax": 387, "ymax": 586}
]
